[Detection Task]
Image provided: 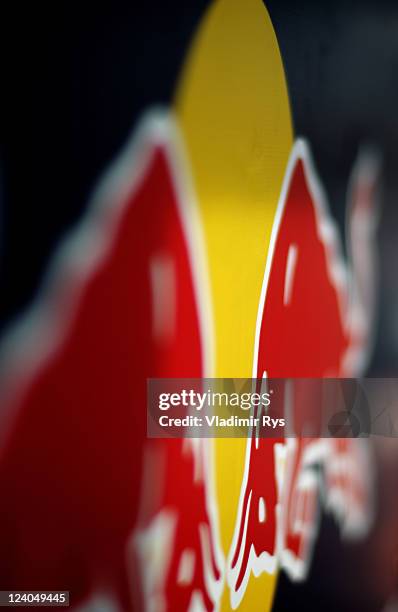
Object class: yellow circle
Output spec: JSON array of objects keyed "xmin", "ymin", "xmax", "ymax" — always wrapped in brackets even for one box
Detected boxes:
[{"xmin": 175, "ymin": 0, "xmax": 293, "ymax": 608}]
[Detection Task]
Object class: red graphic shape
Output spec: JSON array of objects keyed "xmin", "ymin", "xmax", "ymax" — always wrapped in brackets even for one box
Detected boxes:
[
  {"xmin": 159, "ymin": 440, "xmax": 221, "ymax": 612},
  {"xmin": 257, "ymin": 158, "xmax": 349, "ymax": 379},
  {"xmin": 0, "ymin": 125, "xmax": 220, "ymax": 610},
  {"xmin": 230, "ymin": 143, "xmax": 372, "ymax": 594},
  {"xmin": 230, "ymin": 432, "xmax": 278, "ymax": 590},
  {"xmin": 256, "ymin": 155, "xmax": 348, "ymax": 569}
]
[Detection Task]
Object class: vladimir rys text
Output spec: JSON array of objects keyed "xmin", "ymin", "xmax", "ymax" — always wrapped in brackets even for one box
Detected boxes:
[{"xmin": 148, "ymin": 385, "xmax": 286, "ymax": 437}]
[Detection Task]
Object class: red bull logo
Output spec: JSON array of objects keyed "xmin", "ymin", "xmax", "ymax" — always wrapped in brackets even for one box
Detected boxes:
[
  {"xmin": 0, "ymin": 113, "xmax": 376, "ymax": 610},
  {"xmin": 0, "ymin": 0, "xmax": 380, "ymax": 610}
]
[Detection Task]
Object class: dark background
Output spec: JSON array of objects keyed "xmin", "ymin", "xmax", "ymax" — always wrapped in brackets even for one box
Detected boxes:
[
  {"xmin": 2, "ymin": 1, "xmax": 398, "ymax": 610},
  {"xmin": 0, "ymin": 1, "xmax": 208, "ymax": 336}
]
